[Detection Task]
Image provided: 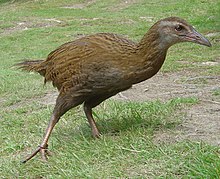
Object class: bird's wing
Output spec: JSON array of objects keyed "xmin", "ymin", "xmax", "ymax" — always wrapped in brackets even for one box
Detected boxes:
[{"xmin": 40, "ymin": 33, "xmax": 136, "ymax": 92}]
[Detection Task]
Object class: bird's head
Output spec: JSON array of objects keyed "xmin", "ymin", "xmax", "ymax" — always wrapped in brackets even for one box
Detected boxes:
[{"xmin": 154, "ymin": 17, "xmax": 211, "ymax": 49}]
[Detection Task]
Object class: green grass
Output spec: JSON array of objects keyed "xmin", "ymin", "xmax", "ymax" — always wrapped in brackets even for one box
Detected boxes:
[
  {"xmin": 213, "ymin": 89, "xmax": 220, "ymax": 96},
  {"xmin": 3, "ymin": 98, "xmax": 220, "ymax": 178},
  {"xmin": 1, "ymin": 99, "xmax": 220, "ymax": 178},
  {"xmin": 0, "ymin": 0, "xmax": 220, "ymax": 178}
]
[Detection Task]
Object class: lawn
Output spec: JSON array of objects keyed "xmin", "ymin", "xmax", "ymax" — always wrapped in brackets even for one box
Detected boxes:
[{"xmin": 0, "ymin": 0, "xmax": 220, "ymax": 178}]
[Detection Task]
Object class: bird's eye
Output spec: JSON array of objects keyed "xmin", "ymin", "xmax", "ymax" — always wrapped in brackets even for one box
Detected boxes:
[{"xmin": 175, "ymin": 25, "xmax": 183, "ymax": 31}]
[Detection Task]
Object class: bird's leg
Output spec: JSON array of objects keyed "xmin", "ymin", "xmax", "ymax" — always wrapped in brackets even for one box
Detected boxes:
[
  {"xmin": 83, "ymin": 104, "xmax": 101, "ymax": 138},
  {"xmin": 22, "ymin": 93, "xmax": 85, "ymax": 163},
  {"xmin": 22, "ymin": 113, "xmax": 60, "ymax": 163}
]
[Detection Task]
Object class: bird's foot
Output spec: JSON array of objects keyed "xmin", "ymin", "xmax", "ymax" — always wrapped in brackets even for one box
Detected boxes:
[
  {"xmin": 21, "ymin": 144, "xmax": 51, "ymax": 163},
  {"xmin": 39, "ymin": 145, "xmax": 52, "ymax": 161},
  {"xmin": 92, "ymin": 129, "xmax": 101, "ymax": 139}
]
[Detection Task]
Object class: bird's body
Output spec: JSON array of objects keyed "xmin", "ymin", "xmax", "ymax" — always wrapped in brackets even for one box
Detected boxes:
[
  {"xmin": 21, "ymin": 32, "xmax": 167, "ymax": 116},
  {"xmin": 24, "ymin": 32, "xmax": 166, "ymax": 96},
  {"xmin": 17, "ymin": 17, "xmax": 211, "ymax": 163}
]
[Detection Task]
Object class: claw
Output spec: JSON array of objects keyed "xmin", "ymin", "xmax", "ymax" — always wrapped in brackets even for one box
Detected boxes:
[
  {"xmin": 40, "ymin": 148, "xmax": 48, "ymax": 162},
  {"xmin": 21, "ymin": 144, "xmax": 51, "ymax": 163},
  {"xmin": 92, "ymin": 129, "xmax": 101, "ymax": 139}
]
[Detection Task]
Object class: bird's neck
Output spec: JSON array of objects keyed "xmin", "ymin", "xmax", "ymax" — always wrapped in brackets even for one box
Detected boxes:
[
  {"xmin": 138, "ymin": 27, "xmax": 168, "ymax": 52},
  {"xmin": 129, "ymin": 29, "xmax": 168, "ymax": 84}
]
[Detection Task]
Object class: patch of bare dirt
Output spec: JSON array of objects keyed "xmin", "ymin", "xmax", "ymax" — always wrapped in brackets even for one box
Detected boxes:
[
  {"xmin": 39, "ymin": 90, "xmax": 58, "ymax": 106},
  {"xmin": 108, "ymin": 0, "xmax": 140, "ymax": 11},
  {"xmin": 114, "ymin": 71, "xmax": 219, "ymax": 102},
  {"xmin": 139, "ymin": 16, "xmax": 155, "ymax": 22},
  {"xmin": 153, "ymin": 100, "xmax": 220, "ymax": 146},
  {"xmin": 126, "ymin": 71, "xmax": 220, "ymax": 146},
  {"xmin": 0, "ymin": 18, "xmax": 67, "ymax": 36},
  {"xmin": 178, "ymin": 101, "xmax": 220, "ymax": 145},
  {"xmin": 61, "ymin": 0, "xmax": 96, "ymax": 9}
]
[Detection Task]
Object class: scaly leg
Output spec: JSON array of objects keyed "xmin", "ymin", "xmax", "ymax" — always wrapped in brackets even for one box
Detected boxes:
[
  {"xmin": 22, "ymin": 93, "xmax": 84, "ymax": 163},
  {"xmin": 21, "ymin": 113, "xmax": 59, "ymax": 163},
  {"xmin": 83, "ymin": 104, "xmax": 101, "ymax": 138},
  {"xmin": 83, "ymin": 93, "xmax": 119, "ymax": 138}
]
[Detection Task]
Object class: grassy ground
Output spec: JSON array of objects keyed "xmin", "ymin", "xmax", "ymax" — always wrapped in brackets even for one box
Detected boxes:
[{"xmin": 0, "ymin": 0, "xmax": 220, "ymax": 178}]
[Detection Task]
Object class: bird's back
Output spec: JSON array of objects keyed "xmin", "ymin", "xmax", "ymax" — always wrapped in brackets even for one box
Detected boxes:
[{"xmin": 39, "ymin": 33, "xmax": 138, "ymax": 94}]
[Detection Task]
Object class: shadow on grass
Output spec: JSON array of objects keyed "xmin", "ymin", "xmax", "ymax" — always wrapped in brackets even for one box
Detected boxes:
[{"xmin": 56, "ymin": 99, "xmax": 185, "ymax": 142}]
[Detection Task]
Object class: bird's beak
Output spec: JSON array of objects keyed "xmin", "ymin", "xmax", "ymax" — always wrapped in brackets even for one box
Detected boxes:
[{"xmin": 184, "ymin": 28, "xmax": 212, "ymax": 47}]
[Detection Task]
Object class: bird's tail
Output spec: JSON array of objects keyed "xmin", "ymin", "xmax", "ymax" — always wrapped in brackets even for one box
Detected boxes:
[{"xmin": 15, "ymin": 60, "xmax": 46, "ymax": 76}]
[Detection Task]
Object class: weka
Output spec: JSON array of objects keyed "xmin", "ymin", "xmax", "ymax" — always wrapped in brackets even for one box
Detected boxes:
[{"xmin": 17, "ymin": 17, "xmax": 211, "ymax": 163}]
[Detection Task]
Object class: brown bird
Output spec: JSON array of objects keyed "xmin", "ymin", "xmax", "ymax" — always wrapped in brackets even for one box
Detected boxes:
[{"xmin": 17, "ymin": 17, "xmax": 211, "ymax": 163}]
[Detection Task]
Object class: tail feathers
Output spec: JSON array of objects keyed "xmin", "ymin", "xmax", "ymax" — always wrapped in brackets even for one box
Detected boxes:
[{"xmin": 15, "ymin": 60, "xmax": 46, "ymax": 76}]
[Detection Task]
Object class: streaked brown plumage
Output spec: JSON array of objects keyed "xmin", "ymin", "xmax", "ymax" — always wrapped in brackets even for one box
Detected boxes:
[{"xmin": 17, "ymin": 17, "xmax": 211, "ymax": 163}]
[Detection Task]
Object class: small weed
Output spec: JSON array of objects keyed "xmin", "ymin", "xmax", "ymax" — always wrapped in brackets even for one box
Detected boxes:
[{"xmin": 212, "ymin": 89, "xmax": 220, "ymax": 96}]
